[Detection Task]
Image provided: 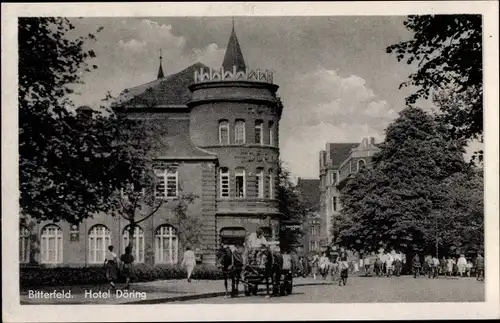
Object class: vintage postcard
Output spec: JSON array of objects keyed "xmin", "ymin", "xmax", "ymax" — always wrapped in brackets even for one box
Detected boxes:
[{"xmin": 2, "ymin": 1, "xmax": 499, "ymax": 322}]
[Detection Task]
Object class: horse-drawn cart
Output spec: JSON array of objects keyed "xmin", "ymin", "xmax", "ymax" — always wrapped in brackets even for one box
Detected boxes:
[{"xmin": 241, "ymin": 249, "xmax": 293, "ymax": 297}]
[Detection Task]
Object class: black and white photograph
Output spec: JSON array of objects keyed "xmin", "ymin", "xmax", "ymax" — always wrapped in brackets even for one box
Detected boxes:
[{"xmin": 2, "ymin": 1, "xmax": 499, "ymax": 321}]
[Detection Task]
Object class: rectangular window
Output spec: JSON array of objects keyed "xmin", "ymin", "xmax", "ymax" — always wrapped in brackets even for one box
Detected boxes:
[
  {"xmin": 309, "ymin": 240, "xmax": 318, "ymax": 251},
  {"xmin": 333, "ymin": 196, "xmax": 338, "ymax": 211},
  {"xmin": 220, "ymin": 168, "xmax": 230, "ymax": 198},
  {"xmin": 255, "ymin": 169, "xmax": 264, "ymax": 198},
  {"xmin": 308, "ymin": 226, "xmax": 318, "ymax": 236},
  {"xmin": 268, "ymin": 121, "xmax": 275, "ymax": 146},
  {"xmin": 219, "ymin": 121, "xmax": 229, "ymax": 144},
  {"xmin": 155, "ymin": 170, "xmax": 166, "ymax": 198},
  {"xmin": 235, "ymin": 168, "xmax": 245, "ymax": 198},
  {"xmin": 235, "ymin": 120, "xmax": 245, "ymax": 144},
  {"xmin": 166, "ymin": 169, "xmax": 178, "ymax": 198},
  {"xmin": 255, "ymin": 120, "xmax": 263, "ymax": 145},
  {"xmin": 268, "ymin": 172, "xmax": 274, "ymax": 199}
]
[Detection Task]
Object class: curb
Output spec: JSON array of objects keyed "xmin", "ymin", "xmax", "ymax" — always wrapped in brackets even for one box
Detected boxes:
[{"xmin": 125, "ymin": 281, "xmax": 334, "ymax": 304}]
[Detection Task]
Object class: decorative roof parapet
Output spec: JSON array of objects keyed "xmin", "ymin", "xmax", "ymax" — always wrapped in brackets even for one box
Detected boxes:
[{"xmin": 194, "ymin": 66, "xmax": 274, "ymax": 84}]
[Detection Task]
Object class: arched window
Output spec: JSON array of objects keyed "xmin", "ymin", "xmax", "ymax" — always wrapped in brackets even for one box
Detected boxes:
[
  {"xmin": 357, "ymin": 159, "xmax": 366, "ymax": 172},
  {"xmin": 219, "ymin": 120, "xmax": 229, "ymax": 145},
  {"xmin": 40, "ymin": 225, "xmax": 63, "ymax": 264},
  {"xmin": 220, "ymin": 167, "xmax": 230, "ymax": 198},
  {"xmin": 255, "ymin": 168, "xmax": 264, "ymax": 198},
  {"xmin": 88, "ymin": 225, "xmax": 111, "ymax": 264},
  {"xmin": 155, "ymin": 225, "xmax": 178, "ymax": 264},
  {"xmin": 268, "ymin": 169, "xmax": 274, "ymax": 199},
  {"xmin": 268, "ymin": 121, "xmax": 275, "ymax": 146},
  {"xmin": 255, "ymin": 120, "xmax": 263, "ymax": 145},
  {"xmin": 122, "ymin": 226, "xmax": 145, "ymax": 263},
  {"xmin": 235, "ymin": 168, "xmax": 246, "ymax": 198},
  {"xmin": 234, "ymin": 120, "xmax": 245, "ymax": 144},
  {"xmin": 20, "ymin": 225, "xmax": 30, "ymax": 263}
]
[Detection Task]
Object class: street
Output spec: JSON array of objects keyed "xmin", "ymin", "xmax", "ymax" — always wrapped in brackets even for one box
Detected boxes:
[{"xmin": 179, "ymin": 276, "xmax": 485, "ymax": 303}]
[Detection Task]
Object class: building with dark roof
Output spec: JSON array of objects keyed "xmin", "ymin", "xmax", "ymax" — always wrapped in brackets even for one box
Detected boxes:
[
  {"xmin": 20, "ymin": 25, "xmax": 284, "ymax": 267},
  {"xmin": 296, "ymin": 178, "xmax": 321, "ymax": 256},
  {"xmin": 319, "ymin": 138, "xmax": 380, "ymax": 247}
]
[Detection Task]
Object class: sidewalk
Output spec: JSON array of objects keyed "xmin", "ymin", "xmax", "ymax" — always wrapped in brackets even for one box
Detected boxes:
[{"xmin": 20, "ymin": 277, "xmax": 333, "ymax": 305}]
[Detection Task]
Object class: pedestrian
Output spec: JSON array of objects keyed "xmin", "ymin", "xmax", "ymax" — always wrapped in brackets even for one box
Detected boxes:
[
  {"xmin": 475, "ymin": 253, "xmax": 484, "ymax": 281},
  {"xmin": 466, "ymin": 260, "xmax": 473, "ymax": 277},
  {"xmin": 104, "ymin": 245, "xmax": 118, "ymax": 289},
  {"xmin": 319, "ymin": 252, "xmax": 329, "ymax": 279},
  {"xmin": 352, "ymin": 250, "xmax": 360, "ymax": 274},
  {"xmin": 440, "ymin": 256, "xmax": 447, "ymax": 276},
  {"xmin": 182, "ymin": 246, "xmax": 196, "ymax": 282},
  {"xmin": 120, "ymin": 245, "xmax": 135, "ymax": 289},
  {"xmin": 446, "ymin": 257, "xmax": 455, "ymax": 277},
  {"xmin": 311, "ymin": 253, "xmax": 319, "ymax": 280},
  {"xmin": 457, "ymin": 254, "xmax": 467, "ymax": 277},
  {"xmin": 432, "ymin": 256, "xmax": 440, "ymax": 278},
  {"xmin": 364, "ymin": 253, "xmax": 372, "ymax": 276}
]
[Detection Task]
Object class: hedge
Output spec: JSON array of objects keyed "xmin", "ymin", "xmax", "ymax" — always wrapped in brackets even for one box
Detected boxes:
[{"xmin": 20, "ymin": 264, "xmax": 223, "ymax": 288}]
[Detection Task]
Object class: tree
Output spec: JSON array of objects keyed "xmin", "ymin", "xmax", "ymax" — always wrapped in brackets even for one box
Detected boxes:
[
  {"xmin": 336, "ymin": 106, "xmax": 472, "ymax": 254},
  {"xmin": 18, "ymin": 17, "xmax": 120, "ymax": 224},
  {"xmin": 277, "ymin": 161, "xmax": 310, "ymax": 253},
  {"xmin": 386, "ymin": 15, "xmax": 483, "ymax": 143}
]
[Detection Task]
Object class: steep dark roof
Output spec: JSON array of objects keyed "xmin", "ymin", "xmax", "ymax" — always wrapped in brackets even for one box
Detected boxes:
[
  {"xmin": 155, "ymin": 117, "xmax": 217, "ymax": 160},
  {"xmin": 329, "ymin": 143, "xmax": 358, "ymax": 167},
  {"xmin": 116, "ymin": 62, "xmax": 209, "ymax": 107},
  {"xmin": 297, "ymin": 178, "xmax": 320, "ymax": 211},
  {"xmin": 222, "ymin": 26, "xmax": 246, "ymax": 72}
]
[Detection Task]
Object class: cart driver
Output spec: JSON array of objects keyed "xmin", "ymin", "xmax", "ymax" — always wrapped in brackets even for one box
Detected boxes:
[{"xmin": 246, "ymin": 228, "xmax": 269, "ymax": 263}]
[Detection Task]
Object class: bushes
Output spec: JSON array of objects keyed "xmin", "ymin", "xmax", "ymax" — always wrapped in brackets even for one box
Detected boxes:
[{"xmin": 20, "ymin": 263, "xmax": 223, "ymax": 289}]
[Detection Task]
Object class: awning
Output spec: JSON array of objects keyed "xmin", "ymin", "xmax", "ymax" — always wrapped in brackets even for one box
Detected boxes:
[{"xmin": 220, "ymin": 228, "xmax": 246, "ymax": 238}]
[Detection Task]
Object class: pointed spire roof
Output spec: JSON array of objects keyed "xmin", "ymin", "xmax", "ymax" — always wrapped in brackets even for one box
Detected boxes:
[
  {"xmin": 157, "ymin": 49, "xmax": 165, "ymax": 79},
  {"xmin": 222, "ymin": 19, "xmax": 246, "ymax": 72}
]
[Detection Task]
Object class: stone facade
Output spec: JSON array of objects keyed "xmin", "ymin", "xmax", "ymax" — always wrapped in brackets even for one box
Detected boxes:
[
  {"xmin": 318, "ymin": 138, "xmax": 380, "ymax": 247},
  {"xmin": 20, "ymin": 26, "xmax": 283, "ymax": 267}
]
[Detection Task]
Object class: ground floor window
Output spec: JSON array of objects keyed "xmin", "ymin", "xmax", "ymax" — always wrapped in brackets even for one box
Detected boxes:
[
  {"xmin": 155, "ymin": 225, "xmax": 178, "ymax": 264},
  {"xmin": 122, "ymin": 225, "xmax": 145, "ymax": 263},
  {"xmin": 20, "ymin": 226, "xmax": 30, "ymax": 263},
  {"xmin": 40, "ymin": 225, "xmax": 63, "ymax": 264},
  {"xmin": 88, "ymin": 225, "xmax": 111, "ymax": 264}
]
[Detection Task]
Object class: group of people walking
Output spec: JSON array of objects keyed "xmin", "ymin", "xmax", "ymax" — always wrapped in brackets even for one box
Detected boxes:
[
  {"xmin": 104, "ymin": 245, "xmax": 198, "ymax": 289},
  {"xmin": 412, "ymin": 253, "xmax": 485, "ymax": 280}
]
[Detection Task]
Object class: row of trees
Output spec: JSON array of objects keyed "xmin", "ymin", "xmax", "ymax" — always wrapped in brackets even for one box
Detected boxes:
[
  {"xmin": 333, "ymin": 15, "xmax": 484, "ymax": 256},
  {"xmin": 334, "ymin": 107, "xmax": 483, "ymax": 255}
]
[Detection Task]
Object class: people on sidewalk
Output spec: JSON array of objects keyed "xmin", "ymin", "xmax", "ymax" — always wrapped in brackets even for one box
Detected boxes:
[
  {"xmin": 182, "ymin": 246, "xmax": 196, "ymax": 282},
  {"xmin": 457, "ymin": 254, "xmax": 467, "ymax": 277},
  {"xmin": 311, "ymin": 253, "xmax": 319, "ymax": 280},
  {"xmin": 475, "ymin": 253, "xmax": 484, "ymax": 281},
  {"xmin": 104, "ymin": 245, "xmax": 118, "ymax": 288},
  {"xmin": 120, "ymin": 245, "xmax": 135, "ymax": 289}
]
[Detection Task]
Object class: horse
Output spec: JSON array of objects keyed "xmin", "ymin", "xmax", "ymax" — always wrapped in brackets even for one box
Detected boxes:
[
  {"xmin": 216, "ymin": 246, "xmax": 244, "ymax": 298},
  {"xmin": 257, "ymin": 246, "xmax": 283, "ymax": 297}
]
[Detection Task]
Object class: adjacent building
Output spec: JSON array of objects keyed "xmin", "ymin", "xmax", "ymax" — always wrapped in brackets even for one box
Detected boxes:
[
  {"xmin": 20, "ymin": 25, "xmax": 284, "ymax": 267},
  {"xmin": 318, "ymin": 137, "xmax": 380, "ymax": 246},
  {"xmin": 296, "ymin": 178, "xmax": 322, "ymax": 256}
]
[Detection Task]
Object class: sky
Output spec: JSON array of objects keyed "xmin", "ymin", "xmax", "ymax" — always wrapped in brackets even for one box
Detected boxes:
[{"xmin": 68, "ymin": 16, "xmax": 479, "ymax": 180}]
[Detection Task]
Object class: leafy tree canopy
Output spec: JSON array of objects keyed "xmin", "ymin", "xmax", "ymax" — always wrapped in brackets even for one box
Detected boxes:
[
  {"xmin": 19, "ymin": 17, "xmax": 116, "ymax": 224},
  {"xmin": 387, "ymin": 15, "xmax": 483, "ymax": 143},
  {"xmin": 336, "ymin": 106, "xmax": 481, "ymax": 255}
]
